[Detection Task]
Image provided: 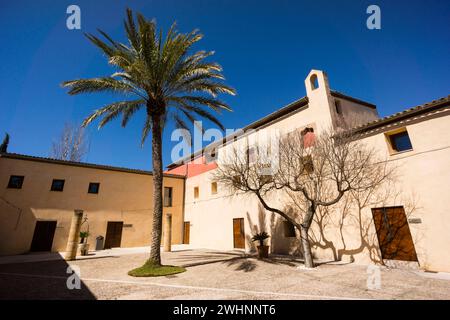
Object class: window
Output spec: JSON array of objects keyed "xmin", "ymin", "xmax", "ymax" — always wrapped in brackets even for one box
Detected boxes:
[
  {"xmin": 194, "ymin": 186, "xmax": 199, "ymax": 199},
  {"xmin": 50, "ymin": 179, "xmax": 65, "ymax": 192},
  {"xmin": 387, "ymin": 129, "xmax": 413, "ymax": 153},
  {"xmin": 164, "ymin": 187, "xmax": 173, "ymax": 207},
  {"xmin": 283, "ymin": 221, "xmax": 296, "ymax": 237},
  {"xmin": 335, "ymin": 100, "xmax": 342, "ymax": 115},
  {"xmin": 246, "ymin": 146, "xmax": 257, "ymax": 164},
  {"xmin": 302, "ymin": 155, "xmax": 314, "ymax": 174},
  {"xmin": 301, "ymin": 127, "xmax": 315, "ymax": 148},
  {"xmin": 7, "ymin": 175, "xmax": 24, "ymax": 189},
  {"xmin": 211, "ymin": 182, "xmax": 218, "ymax": 194},
  {"xmin": 88, "ymin": 182, "xmax": 100, "ymax": 194},
  {"xmin": 310, "ymin": 74, "xmax": 319, "ymax": 90}
]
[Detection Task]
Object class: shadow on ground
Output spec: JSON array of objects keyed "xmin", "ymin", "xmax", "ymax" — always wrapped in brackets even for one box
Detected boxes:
[
  {"xmin": 170, "ymin": 249, "xmax": 311, "ymax": 272},
  {"xmin": 224, "ymin": 255, "xmax": 315, "ymax": 272},
  {"xmin": 172, "ymin": 250, "xmax": 250, "ymax": 268},
  {"xmin": 0, "ymin": 257, "xmax": 96, "ymax": 300}
]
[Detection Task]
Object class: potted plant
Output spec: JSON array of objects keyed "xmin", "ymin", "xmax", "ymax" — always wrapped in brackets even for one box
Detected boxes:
[
  {"xmin": 78, "ymin": 231, "xmax": 90, "ymax": 256},
  {"xmin": 251, "ymin": 231, "xmax": 270, "ymax": 259}
]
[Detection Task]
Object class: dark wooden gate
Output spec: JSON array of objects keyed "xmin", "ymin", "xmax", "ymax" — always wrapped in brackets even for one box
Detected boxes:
[
  {"xmin": 104, "ymin": 221, "xmax": 123, "ymax": 249},
  {"xmin": 233, "ymin": 218, "xmax": 245, "ymax": 249},
  {"xmin": 183, "ymin": 222, "xmax": 190, "ymax": 244},
  {"xmin": 30, "ymin": 221, "xmax": 57, "ymax": 252},
  {"xmin": 372, "ymin": 207, "xmax": 418, "ymax": 261}
]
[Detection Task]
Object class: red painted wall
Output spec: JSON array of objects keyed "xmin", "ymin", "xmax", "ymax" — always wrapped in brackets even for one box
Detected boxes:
[{"xmin": 165, "ymin": 156, "xmax": 217, "ymax": 178}]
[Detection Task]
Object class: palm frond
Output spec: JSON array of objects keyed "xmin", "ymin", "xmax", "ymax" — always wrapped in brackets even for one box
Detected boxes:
[
  {"xmin": 124, "ymin": 8, "xmax": 140, "ymax": 51},
  {"xmin": 180, "ymin": 105, "xmax": 225, "ymax": 131},
  {"xmin": 173, "ymin": 114, "xmax": 190, "ymax": 131},
  {"xmin": 141, "ymin": 115, "xmax": 152, "ymax": 146},
  {"xmin": 81, "ymin": 100, "xmax": 144, "ymax": 128},
  {"xmin": 84, "ymin": 33, "xmax": 116, "ymax": 57},
  {"xmin": 178, "ymin": 79, "xmax": 236, "ymax": 97},
  {"xmin": 62, "ymin": 77, "xmax": 141, "ymax": 96},
  {"xmin": 121, "ymin": 101, "xmax": 144, "ymax": 127},
  {"xmin": 171, "ymin": 95, "xmax": 232, "ymax": 112},
  {"xmin": 63, "ymin": 8, "xmax": 235, "ymax": 148},
  {"xmin": 172, "ymin": 114, "xmax": 193, "ymax": 146}
]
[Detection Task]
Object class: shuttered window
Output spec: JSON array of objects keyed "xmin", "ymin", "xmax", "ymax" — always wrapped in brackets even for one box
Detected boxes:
[{"xmin": 164, "ymin": 187, "xmax": 173, "ymax": 207}]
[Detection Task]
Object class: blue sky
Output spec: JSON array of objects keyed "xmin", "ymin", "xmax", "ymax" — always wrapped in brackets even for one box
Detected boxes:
[{"xmin": 1, "ymin": 0, "xmax": 449, "ymax": 170}]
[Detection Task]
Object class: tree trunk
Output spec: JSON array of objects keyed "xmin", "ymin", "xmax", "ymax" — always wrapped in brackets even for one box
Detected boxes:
[
  {"xmin": 148, "ymin": 114, "xmax": 163, "ymax": 266},
  {"xmin": 300, "ymin": 203, "xmax": 316, "ymax": 268},
  {"xmin": 300, "ymin": 226, "xmax": 314, "ymax": 268}
]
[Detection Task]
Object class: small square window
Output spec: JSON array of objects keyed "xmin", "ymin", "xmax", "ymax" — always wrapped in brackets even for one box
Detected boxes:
[
  {"xmin": 388, "ymin": 130, "xmax": 413, "ymax": 153},
  {"xmin": 194, "ymin": 186, "xmax": 199, "ymax": 199},
  {"xmin": 51, "ymin": 179, "xmax": 65, "ymax": 192},
  {"xmin": 301, "ymin": 127, "xmax": 315, "ymax": 148},
  {"xmin": 211, "ymin": 182, "xmax": 218, "ymax": 194},
  {"xmin": 7, "ymin": 175, "xmax": 24, "ymax": 189},
  {"xmin": 283, "ymin": 221, "xmax": 296, "ymax": 238},
  {"xmin": 247, "ymin": 147, "xmax": 257, "ymax": 164},
  {"xmin": 302, "ymin": 155, "xmax": 314, "ymax": 174},
  {"xmin": 164, "ymin": 187, "xmax": 173, "ymax": 207},
  {"xmin": 88, "ymin": 182, "xmax": 100, "ymax": 194}
]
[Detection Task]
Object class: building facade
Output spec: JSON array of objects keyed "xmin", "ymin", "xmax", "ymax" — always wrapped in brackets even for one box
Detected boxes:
[
  {"xmin": 0, "ymin": 153, "xmax": 185, "ymax": 255},
  {"xmin": 1, "ymin": 69, "xmax": 449, "ymax": 273},
  {"xmin": 167, "ymin": 70, "xmax": 450, "ymax": 272}
]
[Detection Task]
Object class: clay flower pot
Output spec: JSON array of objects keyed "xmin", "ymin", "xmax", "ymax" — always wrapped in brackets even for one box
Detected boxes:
[
  {"xmin": 257, "ymin": 245, "xmax": 269, "ymax": 259},
  {"xmin": 78, "ymin": 243, "xmax": 90, "ymax": 256},
  {"xmin": 252, "ymin": 231, "xmax": 270, "ymax": 259}
]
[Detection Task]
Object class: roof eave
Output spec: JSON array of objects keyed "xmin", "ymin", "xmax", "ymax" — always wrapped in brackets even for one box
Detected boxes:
[
  {"xmin": 0, "ymin": 153, "xmax": 185, "ymax": 179},
  {"xmin": 167, "ymin": 96, "xmax": 309, "ymax": 168}
]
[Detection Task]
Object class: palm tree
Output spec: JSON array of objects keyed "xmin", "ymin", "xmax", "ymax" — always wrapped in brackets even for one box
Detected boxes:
[{"xmin": 62, "ymin": 9, "xmax": 235, "ymax": 266}]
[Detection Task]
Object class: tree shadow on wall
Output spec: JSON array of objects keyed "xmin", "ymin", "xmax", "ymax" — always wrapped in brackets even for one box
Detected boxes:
[
  {"xmin": 239, "ymin": 204, "xmax": 304, "ymax": 264},
  {"xmin": 243, "ymin": 186, "xmax": 422, "ymax": 268},
  {"xmin": 307, "ymin": 186, "xmax": 422, "ymax": 266}
]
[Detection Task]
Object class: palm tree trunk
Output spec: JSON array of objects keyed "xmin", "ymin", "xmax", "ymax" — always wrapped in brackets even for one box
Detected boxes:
[{"xmin": 148, "ymin": 114, "xmax": 163, "ymax": 266}]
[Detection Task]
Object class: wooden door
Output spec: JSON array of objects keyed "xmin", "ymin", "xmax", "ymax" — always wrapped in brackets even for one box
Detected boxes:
[
  {"xmin": 183, "ymin": 222, "xmax": 190, "ymax": 244},
  {"xmin": 30, "ymin": 221, "xmax": 57, "ymax": 252},
  {"xmin": 372, "ymin": 207, "xmax": 418, "ymax": 261},
  {"xmin": 233, "ymin": 218, "xmax": 245, "ymax": 249},
  {"xmin": 104, "ymin": 221, "xmax": 123, "ymax": 249}
]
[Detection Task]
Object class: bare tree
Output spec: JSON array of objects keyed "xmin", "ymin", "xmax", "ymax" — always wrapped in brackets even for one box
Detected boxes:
[
  {"xmin": 50, "ymin": 123, "xmax": 89, "ymax": 162},
  {"xmin": 214, "ymin": 128, "xmax": 394, "ymax": 268},
  {"xmin": 0, "ymin": 133, "xmax": 9, "ymax": 153}
]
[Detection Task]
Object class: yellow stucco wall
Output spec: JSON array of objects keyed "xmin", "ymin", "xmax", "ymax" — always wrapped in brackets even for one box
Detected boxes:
[{"xmin": 0, "ymin": 157, "xmax": 185, "ymax": 255}]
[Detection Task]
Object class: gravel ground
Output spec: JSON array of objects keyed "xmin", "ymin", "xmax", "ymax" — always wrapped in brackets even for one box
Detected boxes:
[{"xmin": 0, "ymin": 249, "xmax": 449, "ymax": 300}]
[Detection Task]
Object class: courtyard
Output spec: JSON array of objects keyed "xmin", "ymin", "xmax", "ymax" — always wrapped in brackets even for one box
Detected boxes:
[{"xmin": 0, "ymin": 248, "xmax": 449, "ymax": 300}]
